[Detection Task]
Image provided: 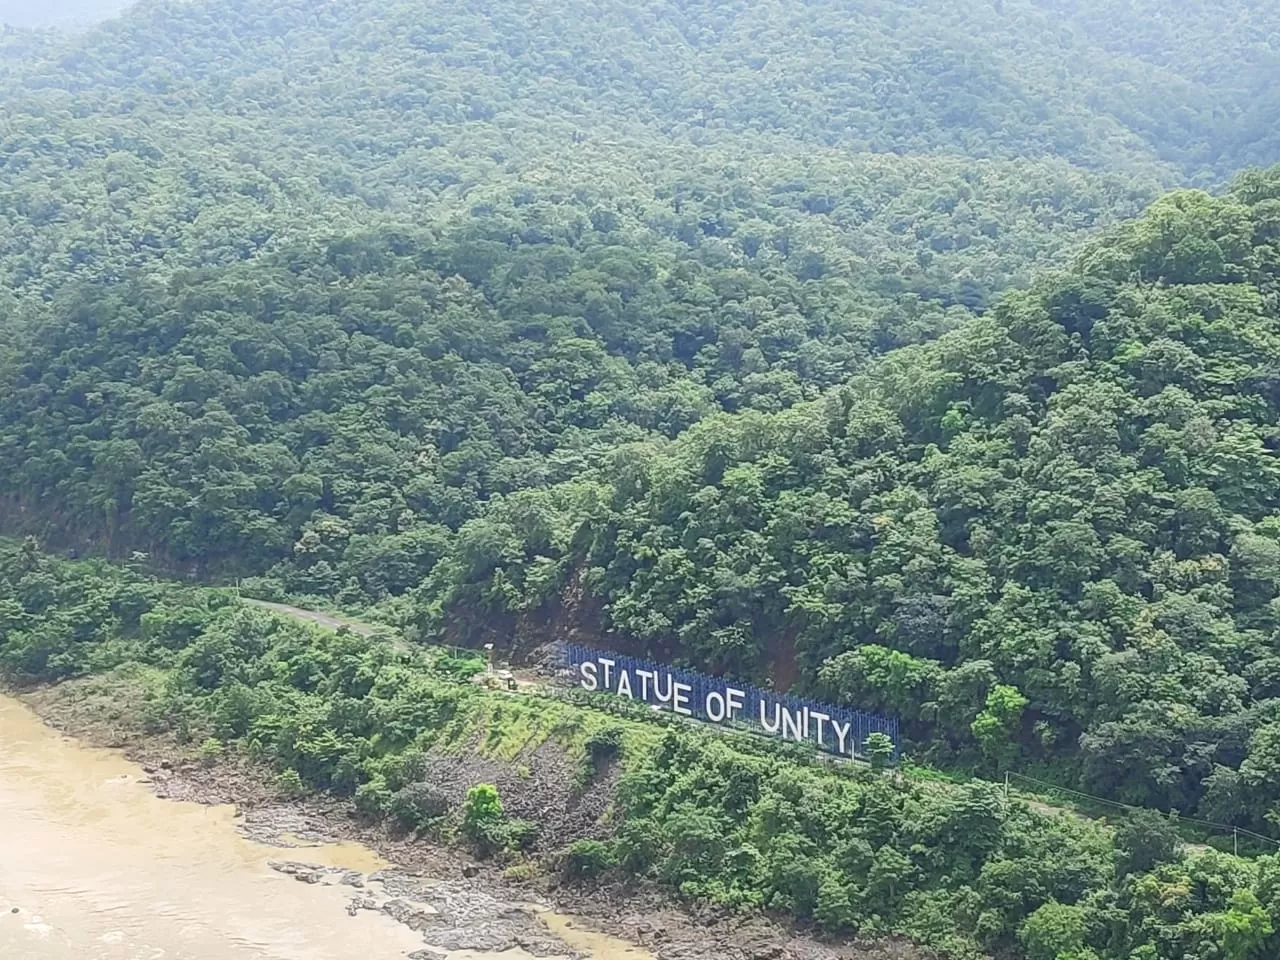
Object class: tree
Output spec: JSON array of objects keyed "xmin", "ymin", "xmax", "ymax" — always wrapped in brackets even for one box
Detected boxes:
[
  {"xmin": 1018, "ymin": 901, "xmax": 1086, "ymax": 960},
  {"xmin": 864, "ymin": 733, "xmax": 895, "ymax": 772},
  {"xmin": 1215, "ymin": 889, "xmax": 1273, "ymax": 960},
  {"xmin": 1114, "ymin": 810, "xmax": 1183, "ymax": 879},
  {"xmin": 971, "ymin": 684, "xmax": 1028, "ymax": 766}
]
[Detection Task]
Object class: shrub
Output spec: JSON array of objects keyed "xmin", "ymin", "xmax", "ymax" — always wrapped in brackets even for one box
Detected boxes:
[
  {"xmin": 503, "ymin": 862, "xmax": 539, "ymax": 883},
  {"xmin": 502, "ymin": 818, "xmax": 538, "ymax": 852},
  {"xmin": 1018, "ymin": 901, "xmax": 1085, "ymax": 960},
  {"xmin": 864, "ymin": 733, "xmax": 894, "ymax": 772},
  {"xmin": 435, "ymin": 652, "xmax": 486, "ymax": 681},
  {"xmin": 385, "ymin": 750, "xmax": 428, "ymax": 791},
  {"xmin": 1114, "ymin": 809, "xmax": 1182, "ymax": 878},
  {"xmin": 237, "ymin": 577, "xmax": 286, "ymax": 602},
  {"xmin": 331, "ymin": 754, "xmax": 365, "ymax": 797},
  {"xmin": 276, "ymin": 768, "xmax": 305, "ymax": 798},
  {"xmin": 354, "ymin": 777, "xmax": 393, "ymax": 818},
  {"xmin": 462, "ymin": 783, "xmax": 505, "ymax": 853},
  {"xmin": 563, "ymin": 838, "xmax": 617, "ymax": 879},
  {"xmin": 586, "ymin": 725, "xmax": 625, "ymax": 761},
  {"xmin": 389, "ymin": 782, "xmax": 451, "ymax": 829},
  {"xmin": 614, "ymin": 819, "xmax": 664, "ymax": 874},
  {"xmin": 197, "ymin": 737, "xmax": 224, "ymax": 767}
]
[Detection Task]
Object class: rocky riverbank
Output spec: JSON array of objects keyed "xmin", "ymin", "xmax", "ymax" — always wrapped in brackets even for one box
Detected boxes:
[{"xmin": 15, "ymin": 674, "xmax": 929, "ymax": 960}]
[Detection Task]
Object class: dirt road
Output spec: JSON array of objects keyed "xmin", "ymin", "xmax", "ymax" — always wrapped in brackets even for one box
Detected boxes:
[{"xmin": 244, "ymin": 599, "xmax": 380, "ymax": 636}]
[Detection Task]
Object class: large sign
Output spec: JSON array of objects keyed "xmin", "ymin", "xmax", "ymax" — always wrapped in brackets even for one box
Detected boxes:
[{"xmin": 564, "ymin": 644, "xmax": 898, "ymax": 761}]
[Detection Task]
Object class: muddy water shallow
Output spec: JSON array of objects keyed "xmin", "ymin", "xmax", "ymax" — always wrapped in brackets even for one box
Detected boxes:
[{"xmin": 0, "ymin": 695, "xmax": 648, "ymax": 960}]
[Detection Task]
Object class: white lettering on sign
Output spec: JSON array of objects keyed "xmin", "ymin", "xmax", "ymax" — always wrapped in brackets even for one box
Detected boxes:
[
  {"xmin": 653, "ymin": 672, "xmax": 672, "ymax": 703},
  {"xmin": 832, "ymin": 718, "xmax": 851, "ymax": 755},
  {"xmin": 726, "ymin": 687, "xmax": 745, "ymax": 720},
  {"xmin": 569, "ymin": 652, "xmax": 894, "ymax": 761},
  {"xmin": 672, "ymin": 682, "xmax": 692, "ymax": 716},
  {"xmin": 781, "ymin": 706, "xmax": 803, "ymax": 742},
  {"xmin": 705, "ymin": 690, "xmax": 726, "ymax": 722},
  {"xmin": 811, "ymin": 710, "xmax": 830, "ymax": 747},
  {"xmin": 760, "ymin": 700, "xmax": 782, "ymax": 734}
]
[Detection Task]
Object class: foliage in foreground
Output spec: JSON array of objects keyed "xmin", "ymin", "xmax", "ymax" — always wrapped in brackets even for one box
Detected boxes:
[{"xmin": 3, "ymin": 541, "xmax": 1280, "ymax": 960}]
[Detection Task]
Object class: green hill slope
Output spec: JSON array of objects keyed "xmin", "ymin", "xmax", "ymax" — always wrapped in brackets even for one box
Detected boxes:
[{"xmin": 406, "ymin": 170, "xmax": 1280, "ymax": 832}]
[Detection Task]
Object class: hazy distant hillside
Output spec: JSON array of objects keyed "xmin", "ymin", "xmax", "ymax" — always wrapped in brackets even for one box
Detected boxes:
[
  {"xmin": 8, "ymin": 0, "xmax": 1279, "ymax": 167},
  {"xmin": 0, "ymin": 0, "xmax": 1179, "ymax": 303},
  {"xmin": 0, "ymin": 0, "xmax": 132, "ymax": 27},
  {"xmin": 0, "ymin": 0, "xmax": 1273, "ymax": 297}
]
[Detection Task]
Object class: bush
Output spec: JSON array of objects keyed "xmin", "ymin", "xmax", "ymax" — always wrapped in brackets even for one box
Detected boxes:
[
  {"xmin": 435, "ymin": 652, "xmax": 486, "ymax": 681},
  {"xmin": 563, "ymin": 838, "xmax": 618, "ymax": 879},
  {"xmin": 462, "ymin": 783, "xmax": 505, "ymax": 853},
  {"xmin": 1114, "ymin": 809, "xmax": 1182, "ymax": 878},
  {"xmin": 354, "ymin": 777, "xmax": 393, "ymax": 818},
  {"xmin": 237, "ymin": 577, "xmax": 286, "ymax": 602},
  {"xmin": 331, "ymin": 754, "xmax": 365, "ymax": 797},
  {"xmin": 276, "ymin": 768, "xmax": 305, "ymax": 798},
  {"xmin": 586, "ymin": 725, "xmax": 625, "ymax": 761},
  {"xmin": 503, "ymin": 862, "xmax": 539, "ymax": 883},
  {"xmin": 863, "ymin": 733, "xmax": 894, "ymax": 772},
  {"xmin": 385, "ymin": 750, "xmax": 429, "ymax": 791},
  {"xmin": 389, "ymin": 781, "xmax": 451, "ymax": 829},
  {"xmin": 197, "ymin": 737, "xmax": 224, "ymax": 767},
  {"xmin": 502, "ymin": 818, "xmax": 538, "ymax": 852},
  {"xmin": 1018, "ymin": 901, "xmax": 1086, "ymax": 960},
  {"xmin": 614, "ymin": 819, "xmax": 663, "ymax": 874}
]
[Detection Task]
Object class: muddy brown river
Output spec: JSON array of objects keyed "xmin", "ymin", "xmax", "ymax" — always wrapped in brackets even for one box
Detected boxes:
[{"xmin": 0, "ymin": 695, "xmax": 648, "ymax": 960}]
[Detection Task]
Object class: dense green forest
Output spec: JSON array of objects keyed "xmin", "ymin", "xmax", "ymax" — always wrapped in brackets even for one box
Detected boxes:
[
  {"xmin": 5, "ymin": 4, "xmax": 1280, "ymax": 950},
  {"xmin": 6, "ymin": 540, "xmax": 1280, "ymax": 960},
  {"xmin": 9, "ymin": 166, "xmax": 1280, "ymax": 833}
]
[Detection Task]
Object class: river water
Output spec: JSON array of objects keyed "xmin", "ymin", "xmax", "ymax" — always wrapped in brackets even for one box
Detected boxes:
[{"xmin": 0, "ymin": 695, "xmax": 647, "ymax": 960}]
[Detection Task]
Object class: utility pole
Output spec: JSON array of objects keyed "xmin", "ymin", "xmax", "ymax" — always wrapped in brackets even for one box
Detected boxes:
[
  {"xmin": 1234, "ymin": 827, "xmax": 1239, "ymax": 857},
  {"xmin": 1004, "ymin": 771, "xmax": 1010, "ymax": 803}
]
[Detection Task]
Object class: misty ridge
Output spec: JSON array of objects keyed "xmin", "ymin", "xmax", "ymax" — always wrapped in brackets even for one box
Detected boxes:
[{"xmin": 0, "ymin": 0, "xmax": 132, "ymax": 27}]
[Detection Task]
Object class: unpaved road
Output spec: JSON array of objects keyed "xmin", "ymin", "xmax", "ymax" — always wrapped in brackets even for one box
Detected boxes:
[{"xmin": 244, "ymin": 598, "xmax": 380, "ymax": 636}]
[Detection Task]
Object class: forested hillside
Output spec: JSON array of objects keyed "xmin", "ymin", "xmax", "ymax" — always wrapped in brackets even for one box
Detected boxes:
[
  {"xmin": 548, "ymin": 173, "xmax": 1280, "ymax": 834},
  {"xmin": 16, "ymin": 162, "xmax": 1280, "ymax": 835},
  {"xmin": 5, "ymin": 0, "xmax": 1280, "ymax": 875}
]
